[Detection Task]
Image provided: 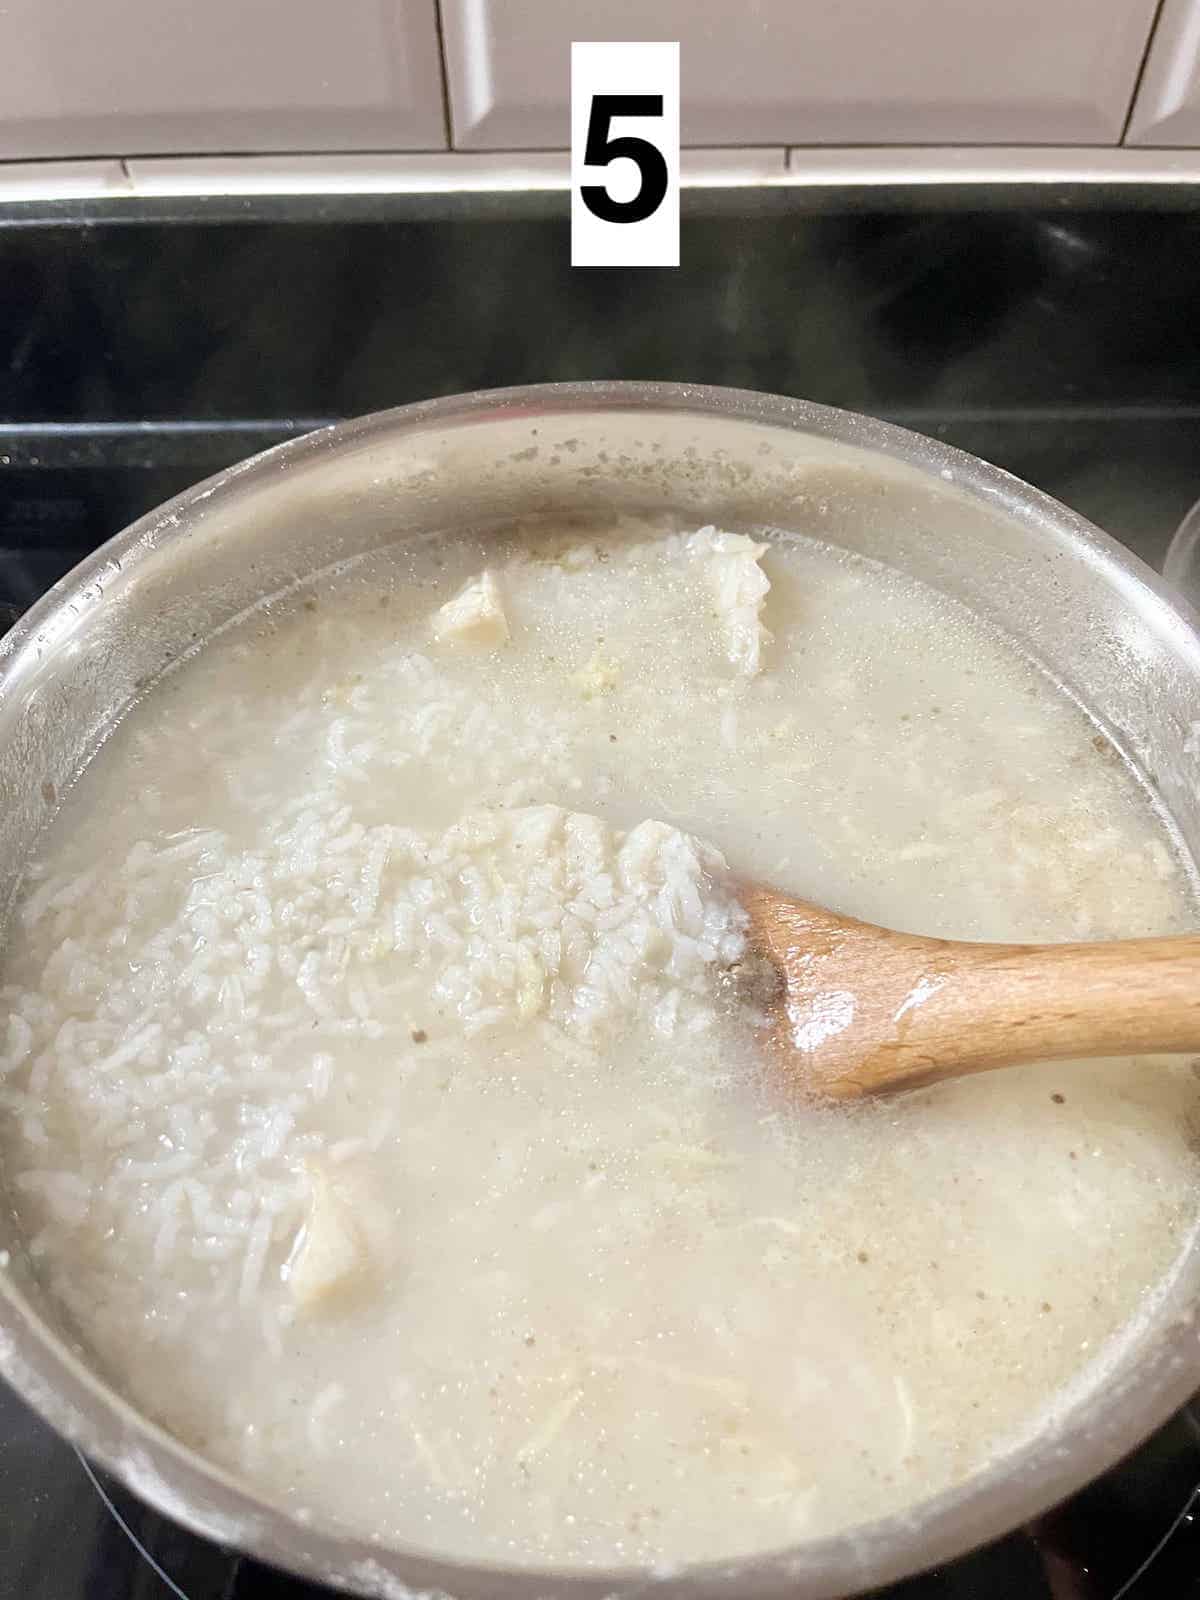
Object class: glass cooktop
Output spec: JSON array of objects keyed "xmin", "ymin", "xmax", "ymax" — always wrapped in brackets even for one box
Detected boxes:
[{"xmin": 3, "ymin": 190, "xmax": 1200, "ymax": 1598}]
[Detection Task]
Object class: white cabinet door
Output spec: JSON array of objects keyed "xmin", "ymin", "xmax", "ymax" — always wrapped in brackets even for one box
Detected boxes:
[
  {"xmin": 0, "ymin": 0, "xmax": 446, "ymax": 159},
  {"xmin": 442, "ymin": 0, "xmax": 1158, "ymax": 149},
  {"xmin": 1128, "ymin": 0, "xmax": 1200, "ymax": 144}
]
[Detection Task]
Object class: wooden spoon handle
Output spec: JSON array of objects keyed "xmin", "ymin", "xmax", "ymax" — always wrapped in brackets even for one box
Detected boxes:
[{"xmin": 857, "ymin": 932, "xmax": 1200, "ymax": 1096}]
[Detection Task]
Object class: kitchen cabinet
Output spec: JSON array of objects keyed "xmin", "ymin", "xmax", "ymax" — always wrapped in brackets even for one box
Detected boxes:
[
  {"xmin": 1127, "ymin": 0, "xmax": 1200, "ymax": 144},
  {"xmin": 0, "ymin": 0, "xmax": 446, "ymax": 160},
  {"xmin": 441, "ymin": 0, "xmax": 1159, "ymax": 149}
]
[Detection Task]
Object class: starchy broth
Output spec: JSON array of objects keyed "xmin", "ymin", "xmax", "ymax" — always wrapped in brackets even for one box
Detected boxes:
[{"xmin": 1, "ymin": 518, "xmax": 1198, "ymax": 1568}]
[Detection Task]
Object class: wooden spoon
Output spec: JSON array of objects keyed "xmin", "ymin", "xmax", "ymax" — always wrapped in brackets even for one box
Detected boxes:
[{"xmin": 738, "ymin": 885, "xmax": 1200, "ymax": 1100}]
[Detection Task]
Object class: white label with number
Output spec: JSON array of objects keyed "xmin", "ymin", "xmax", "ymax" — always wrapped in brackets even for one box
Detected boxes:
[{"xmin": 571, "ymin": 41, "xmax": 679, "ymax": 268}]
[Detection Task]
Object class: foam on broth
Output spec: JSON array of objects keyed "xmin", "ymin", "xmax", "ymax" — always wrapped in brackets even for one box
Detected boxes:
[{"xmin": 1, "ymin": 519, "xmax": 1198, "ymax": 1568}]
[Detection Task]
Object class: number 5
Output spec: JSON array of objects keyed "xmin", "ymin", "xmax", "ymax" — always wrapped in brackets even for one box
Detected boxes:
[{"xmin": 580, "ymin": 95, "xmax": 669, "ymax": 225}]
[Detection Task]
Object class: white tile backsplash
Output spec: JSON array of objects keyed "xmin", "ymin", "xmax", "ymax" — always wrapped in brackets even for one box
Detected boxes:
[
  {"xmin": 1127, "ymin": 0, "xmax": 1200, "ymax": 146},
  {"xmin": 0, "ymin": 0, "xmax": 1192, "ymax": 166},
  {"xmin": 0, "ymin": 0, "xmax": 446, "ymax": 160},
  {"xmin": 441, "ymin": 0, "xmax": 1159, "ymax": 150}
]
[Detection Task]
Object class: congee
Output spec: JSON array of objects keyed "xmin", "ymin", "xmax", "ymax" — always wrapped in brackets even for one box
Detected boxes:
[{"xmin": 1, "ymin": 519, "xmax": 1197, "ymax": 1567}]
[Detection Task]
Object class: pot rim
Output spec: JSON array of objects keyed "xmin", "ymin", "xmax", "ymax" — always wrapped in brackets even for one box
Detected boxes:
[{"xmin": 2, "ymin": 378, "xmax": 1199, "ymax": 1600}]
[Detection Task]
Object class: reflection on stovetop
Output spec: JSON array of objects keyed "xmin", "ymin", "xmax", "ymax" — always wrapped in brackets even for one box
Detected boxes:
[
  {"xmin": 2, "ymin": 205, "xmax": 1200, "ymax": 576},
  {"xmin": 3, "ymin": 199, "xmax": 1200, "ymax": 1598}
]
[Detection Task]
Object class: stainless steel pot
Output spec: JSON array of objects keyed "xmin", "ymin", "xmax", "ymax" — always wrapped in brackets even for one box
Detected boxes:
[{"xmin": 2, "ymin": 381, "xmax": 1200, "ymax": 1600}]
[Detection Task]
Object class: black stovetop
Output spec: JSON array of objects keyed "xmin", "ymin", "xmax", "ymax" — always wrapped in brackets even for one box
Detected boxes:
[{"xmin": 3, "ymin": 191, "xmax": 1200, "ymax": 1599}]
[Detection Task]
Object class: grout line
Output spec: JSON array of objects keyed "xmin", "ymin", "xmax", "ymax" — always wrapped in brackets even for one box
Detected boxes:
[
  {"xmin": 1121, "ymin": 0, "xmax": 1170, "ymax": 144},
  {"xmin": 430, "ymin": 0, "xmax": 456, "ymax": 152},
  {"xmin": 6, "ymin": 146, "xmax": 1200, "ymax": 209}
]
